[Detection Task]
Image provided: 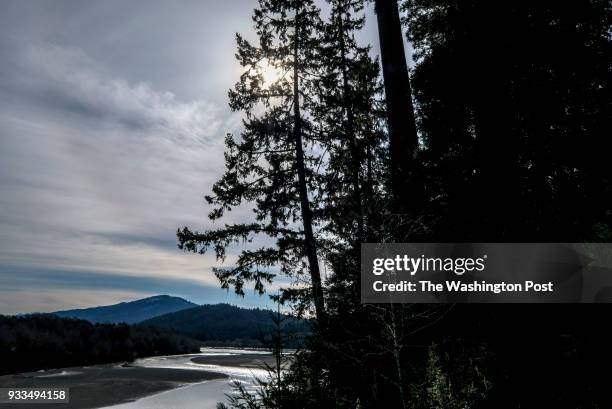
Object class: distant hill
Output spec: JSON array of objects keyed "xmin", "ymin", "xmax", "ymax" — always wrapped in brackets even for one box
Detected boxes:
[
  {"xmin": 141, "ymin": 304, "xmax": 309, "ymax": 347},
  {"xmin": 53, "ymin": 295, "xmax": 197, "ymax": 324}
]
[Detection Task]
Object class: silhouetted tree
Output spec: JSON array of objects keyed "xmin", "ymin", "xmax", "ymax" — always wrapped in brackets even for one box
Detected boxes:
[{"xmin": 178, "ymin": 0, "xmax": 326, "ymax": 318}]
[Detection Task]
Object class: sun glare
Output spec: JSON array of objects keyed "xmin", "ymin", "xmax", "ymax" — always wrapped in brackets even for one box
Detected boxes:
[{"xmin": 260, "ymin": 59, "xmax": 283, "ymax": 86}]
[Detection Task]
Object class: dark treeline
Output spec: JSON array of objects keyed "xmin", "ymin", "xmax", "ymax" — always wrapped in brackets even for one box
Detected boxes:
[
  {"xmin": 0, "ymin": 314, "xmax": 200, "ymax": 376},
  {"xmin": 178, "ymin": 0, "xmax": 611, "ymax": 408}
]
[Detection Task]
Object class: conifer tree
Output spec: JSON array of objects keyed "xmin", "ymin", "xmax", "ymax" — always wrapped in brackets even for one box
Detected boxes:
[
  {"xmin": 313, "ymin": 0, "xmax": 386, "ymax": 245},
  {"xmin": 177, "ymin": 0, "xmax": 326, "ymax": 318}
]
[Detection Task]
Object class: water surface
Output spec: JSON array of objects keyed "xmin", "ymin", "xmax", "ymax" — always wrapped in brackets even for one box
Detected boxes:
[{"xmin": 102, "ymin": 348, "xmax": 270, "ymax": 409}]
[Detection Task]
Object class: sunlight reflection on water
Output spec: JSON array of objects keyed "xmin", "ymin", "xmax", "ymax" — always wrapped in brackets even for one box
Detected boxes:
[{"xmin": 101, "ymin": 348, "xmax": 270, "ymax": 409}]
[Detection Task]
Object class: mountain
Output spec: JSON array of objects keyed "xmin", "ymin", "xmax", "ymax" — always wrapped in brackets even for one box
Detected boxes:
[
  {"xmin": 53, "ymin": 295, "xmax": 197, "ymax": 324},
  {"xmin": 141, "ymin": 304, "xmax": 309, "ymax": 347}
]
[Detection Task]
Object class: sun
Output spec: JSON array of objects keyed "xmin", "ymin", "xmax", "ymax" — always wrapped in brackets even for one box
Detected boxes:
[{"xmin": 260, "ymin": 59, "xmax": 283, "ymax": 86}]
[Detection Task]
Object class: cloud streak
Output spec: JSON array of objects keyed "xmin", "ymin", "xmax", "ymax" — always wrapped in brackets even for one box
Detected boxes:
[
  {"xmin": 0, "ymin": 39, "xmax": 253, "ymax": 312},
  {"xmin": 19, "ymin": 43, "xmax": 229, "ymax": 141}
]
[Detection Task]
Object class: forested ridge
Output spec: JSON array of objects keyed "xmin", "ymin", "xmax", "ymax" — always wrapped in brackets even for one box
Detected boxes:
[
  {"xmin": 141, "ymin": 304, "xmax": 309, "ymax": 347},
  {"xmin": 177, "ymin": 1, "xmax": 611, "ymax": 408},
  {"xmin": 0, "ymin": 314, "xmax": 200, "ymax": 376}
]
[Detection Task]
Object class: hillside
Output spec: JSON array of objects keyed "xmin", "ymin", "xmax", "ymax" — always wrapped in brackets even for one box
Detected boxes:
[
  {"xmin": 53, "ymin": 295, "xmax": 196, "ymax": 324},
  {"xmin": 141, "ymin": 304, "xmax": 309, "ymax": 347}
]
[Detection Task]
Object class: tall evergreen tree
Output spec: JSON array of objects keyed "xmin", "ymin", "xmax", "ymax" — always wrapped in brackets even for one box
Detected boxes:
[
  {"xmin": 313, "ymin": 0, "xmax": 387, "ymax": 246},
  {"xmin": 401, "ymin": 2, "xmax": 612, "ymax": 408},
  {"xmin": 177, "ymin": 0, "xmax": 326, "ymax": 318}
]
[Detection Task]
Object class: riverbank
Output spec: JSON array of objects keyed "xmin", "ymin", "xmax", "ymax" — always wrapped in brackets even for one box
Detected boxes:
[
  {"xmin": 191, "ymin": 353, "xmax": 279, "ymax": 369},
  {"xmin": 0, "ymin": 364, "xmax": 226, "ymax": 409}
]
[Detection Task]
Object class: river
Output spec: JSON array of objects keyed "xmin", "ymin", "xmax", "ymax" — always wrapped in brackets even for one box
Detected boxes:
[{"xmin": 101, "ymin": 348, "xmax": 271, "ymax": 409}]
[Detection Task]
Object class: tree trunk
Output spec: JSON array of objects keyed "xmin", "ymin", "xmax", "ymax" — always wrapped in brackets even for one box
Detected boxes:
[
  {"xmin": 338, "ymin": 9, "xmax": 365, "ymax": 242},
  {"xmin": 374, "ymin": 0, "xmax": 420, "ymax": 215},
  {"xmin": 389, "ymin": 306, "xmax": 407, "ymax": 409},
  {"xmin": 293, "ymin": 11, "xmax": 325, "ymax": 319}
]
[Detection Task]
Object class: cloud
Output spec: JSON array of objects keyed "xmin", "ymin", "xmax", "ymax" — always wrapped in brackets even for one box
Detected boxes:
[
  {"xmin": 19, "ymin": 43, "xmax": 229, "ymax": 141},
  {"xmin": 0, "ymin": 287, "xmax": 148, "ymax": 315},
  {"xmin": 0, "ymin": 42, "xmax": 263, "ymax": 311}
]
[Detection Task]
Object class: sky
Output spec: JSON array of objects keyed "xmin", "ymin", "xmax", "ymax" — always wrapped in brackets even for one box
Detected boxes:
[{"xmin": 0, "ymin": 0, "xmax": 394, "ymax": 314}]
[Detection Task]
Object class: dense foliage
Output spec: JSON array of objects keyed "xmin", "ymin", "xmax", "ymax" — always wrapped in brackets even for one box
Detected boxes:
[
  {"xmin": 404, "ymin": 0, "xmax": 611, "ymax": 241},
  {"xmin": 0, "ymin": 314, "xmax": 200, "ymax": 376},
  {"xmin": 179, "ymin": 0, "xmax": 611, "ymax": 408},
  {"xmin": 141, "ymin": 304, "xmax": 309, "ymax": 348}
]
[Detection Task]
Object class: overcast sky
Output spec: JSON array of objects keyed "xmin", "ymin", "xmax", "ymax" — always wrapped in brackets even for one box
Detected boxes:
[{"xmin": 0, "ymin": 0, "xmax": 391, "ymax": 314}]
